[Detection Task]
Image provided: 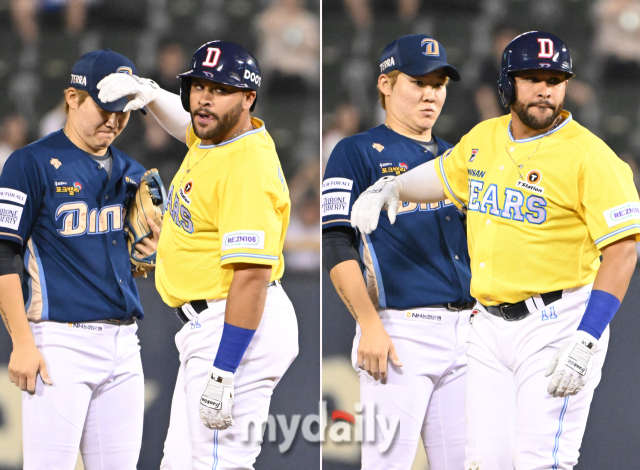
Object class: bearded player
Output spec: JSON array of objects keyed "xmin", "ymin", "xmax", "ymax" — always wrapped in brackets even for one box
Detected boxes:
[
  {"xmin": 98, "ymin": 41, "xmax": 298, "ymax": 469},
  {"xmin": 323, "ymin": 35, "xmax": 473, "ymax": 469},
  {"xmin": 351, "ymin": 31, "xmax": 640, "ymax": 469}
]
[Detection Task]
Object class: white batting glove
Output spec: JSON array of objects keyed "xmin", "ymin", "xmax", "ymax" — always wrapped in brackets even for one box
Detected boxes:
[
  {"xmin": 350, "ymin": 176, "xmax": 401, "ymax": 234},
  {"xmin": 545, "ymin": 331, "xmax": 598, "ymax": 398},
  {"xmin": 97, "ymin": 73, "xmax": 159, "ymax": 113},
  {"xmin": 199, "ymin": 366, "xmax": 235, "ymax": 430}
]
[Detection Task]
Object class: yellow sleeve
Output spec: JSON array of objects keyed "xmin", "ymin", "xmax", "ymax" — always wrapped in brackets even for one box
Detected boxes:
[
  {"xmin": 217, "ymin": 156, "xmax": 285, "ymax": 267},
  {"xmin": 579, "ymin": 143, "xmax": 640, "ymax": 249},
  {"xmin": 434, "ymin": 138, "xmax": 469, "ymax": 211}
]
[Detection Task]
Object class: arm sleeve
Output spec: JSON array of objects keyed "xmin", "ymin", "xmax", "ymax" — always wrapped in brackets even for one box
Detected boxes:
[
  {"xmin": 0, "ymin": 240, "xmax": 20, "ymax": 276},
  {"xmin": 322, "ymin": 138, "xmax": 369, "ymax": 228},
  {"xmin": 217, "ymin": 156, "xmax": 286, "ymax": 267},
  {"xmin": 433, "ymin": 137, "xmax": 471, "ymax": 211},
  {"xmin": 322, "ymin": 226, "xmax": 362, "ymax": 272},
  {"xmin": 146, "ymin": 87, "xmax": 191, "ymax": 144},
  {"xmin": 578, "ymin": 143, "xmax": 640, "ymax": 249},
  {"xmin": 0, "ymin": 150, "xmax": 44, "ymax": 247}
]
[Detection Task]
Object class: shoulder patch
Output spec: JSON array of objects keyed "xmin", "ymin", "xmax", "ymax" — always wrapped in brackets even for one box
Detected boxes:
[{"xmin": 0, "ymin": 188, "xmax": 27, "ymax": 205}]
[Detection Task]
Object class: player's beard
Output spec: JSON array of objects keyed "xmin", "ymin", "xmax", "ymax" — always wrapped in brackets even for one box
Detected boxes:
[
  {"xmin": 513, "ymin": 98, "xmax": 564, "ymax": 130},
  {"xmin": 192, "ymin": 101, "xmax": 243, "ymax": 143}
]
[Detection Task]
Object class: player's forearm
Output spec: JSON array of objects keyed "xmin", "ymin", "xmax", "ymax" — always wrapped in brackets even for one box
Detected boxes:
[
  {"xmin": 593, "ymin": 236, "xmax": 637, "ymax": 301},
  {"xmin": 146, "ymin": 87, "xmax": 191, "ymax": 144},
  {"xmin": 329, "ymin": 260, "xmax": 381, "ymax": 327},
  {"xmin": 395, "ymin": 159, "xmax": 446, "ymax": 203},
  {"xmin": 224, "ymin": 264, "xmax": 272, "ymax": 329},
  {"xmin": 0, "ymin": 274, "xmax": 35, "ymax": 346}
]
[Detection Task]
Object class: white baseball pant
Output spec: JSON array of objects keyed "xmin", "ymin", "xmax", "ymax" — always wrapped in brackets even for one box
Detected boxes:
[
  {"xmin": 22, "ymin": 320, "xmax": 144, "ymax": 470},
  {"xmin": 160, "ymin": 282, "xmax": 299, "ymax": 470},
  {"xmin": 465, "ymin": 284, "xmax": 609, "ymax": 470},
  {"xmin": 352, "ymin": 306, "xmax": 472, "ymax": 470}
]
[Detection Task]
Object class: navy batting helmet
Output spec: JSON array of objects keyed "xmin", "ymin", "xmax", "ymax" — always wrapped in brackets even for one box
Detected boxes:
[
  {"xmin": 497, "ymin": 31, "xmax": 573, "ymax": 107},
  {"xmin": 177, "ymin": 40, "xmax": 261, "ymax": 112}
]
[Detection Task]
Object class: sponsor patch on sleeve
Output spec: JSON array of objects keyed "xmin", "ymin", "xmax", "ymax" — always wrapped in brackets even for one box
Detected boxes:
[
  {"xmin": 603, "ymin": 202, "xmax": 640, "ymax": 228},
  {"xmin": 221, "ymin": 230, "xmax": 265, "ymax": 251},
  {"xmin": 321, "ymin": 192, "xmax": 351, "ymax": 216},
  {"xmin": 322, "ymin": 177, "xmax": 353, "ymax": 192},
  {"xmin": 0, "ymin": 203, "xmax": 23, "ymax": 230},
  {"xmin": 0, "ymin": 188, "xmax": 27, "ymax": 205}
]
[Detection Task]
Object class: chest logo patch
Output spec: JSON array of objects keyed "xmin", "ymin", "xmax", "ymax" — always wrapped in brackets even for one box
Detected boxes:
[
  {"xmin": 526, "ymin": 170, "xmax": 542, "ymax": 185},
  {"xmin": 372, "ymin": 143, "xmax": 385, "ymax": 152},
  {"xmin": 54, "ymin": 181, "xmax": 83, "ymax": 197},
  {"xmin": 469, "ymin": 149, "xmax": 479, "ymax": 162},
  {"xmin": 50, "ymin": 158, "xmax": 62, "ymax": 169},
  {"xmin": 381, "ymin": 162, "xmax": 408, "ymax": 175},
  {"xmin": 178, "ymin": 180, "xmax": 193, "ymax": 205},
  {"xmin": 184, "ymin": 181, "xmax": 193, "ymax": 194}
]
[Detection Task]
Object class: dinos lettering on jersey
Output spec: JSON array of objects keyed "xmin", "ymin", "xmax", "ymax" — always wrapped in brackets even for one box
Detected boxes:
[
  {"xmin": 397, "ymin": 198, "xmax": 455, "ymax": 215},
  {"xmin": 55, "ymin": 202, "xmax": 124, "ymax": 236},
  {"xmin": 166, "ymin": 184, "xmax": 194, "ymax": 234},
  {"xmin": 54, "ymin": 180, "xmax": 83, "ymax": 197},
  {"xmin": 467, "ymin": 180, "xmax": 547, "ymax": 224}
]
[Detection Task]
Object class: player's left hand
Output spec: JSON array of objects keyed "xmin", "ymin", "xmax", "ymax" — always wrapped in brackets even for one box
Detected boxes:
[
  {"xmin": 199, "ymin": 366, "xmax": 235, "ymax": 430},
  {"xmin": 351, "ymin": 176, "xmax": 401, "ymax": 234},
  {"xmin": 134, "ymin": 219, "xmax": 161, "ymax": 257},
  {"xmin": 97, "ymin": 73, "xmax": 159, "ymax": 113},
  {"xmin": 545, "ymin": 330, "xmax": 598, "ymax": 398}
]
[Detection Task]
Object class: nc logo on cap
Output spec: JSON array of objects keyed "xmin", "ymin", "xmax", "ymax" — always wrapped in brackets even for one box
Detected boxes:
[
  {"xmin": 421, "ymin": 38, "xmax": 440, "ymax": 57},
  {"xmin": 116, "ymin": 66, "xmax": 133, "ymax": 75}
]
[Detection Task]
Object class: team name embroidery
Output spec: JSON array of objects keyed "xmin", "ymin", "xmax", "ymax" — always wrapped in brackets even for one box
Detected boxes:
[
  {"xmin": 468, "ymin": 181, "xmax": 547, "ymax": 224},
  {"xmin": 166, "ymin": 184, "xmax": 194, "ymax": 234},
  {"xmin": 56, "ymin": 203, "xmax": 123, "ymax": 236},
  {"xmin": 468, "ymin": 169, "xmax": 485, "ymax": 178}
]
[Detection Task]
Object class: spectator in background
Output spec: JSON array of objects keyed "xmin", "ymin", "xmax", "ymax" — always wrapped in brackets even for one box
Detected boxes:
[
  {"xmin": 284, "ymin": 159, "xmax": 320, "ymax": 271},
  {"xmin": 593, "ymin": 0, "xmax": 640, "ymax": 82},
  {"xmin": 255, "ymin": 0, "xmax": 319, "ymax": 97},
  {"xmin": 0, "ymin": 114, "xmax": 28, "ymax": 174},
  {"xmin": 11, "ymin": 0, "xmax": 88, "ymax": 45},
  {"xmin": 149, "ymin": 40, "xmax": 187, "ymax": 95},
  {"xmin": 474, "ymin": 27, "xmax": 516, "ymax": 122},
  {"xmin": 39, "ymin": 100, "xmax": 67, "ymax": 138},
  {"xmin": 322, "ymin": 103, "xmax": 361, "ymax": 169}
]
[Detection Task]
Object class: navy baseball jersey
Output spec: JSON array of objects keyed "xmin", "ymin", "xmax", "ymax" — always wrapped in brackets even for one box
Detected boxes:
[
  {"xmin": 322, "ymin": 125, "xmax": 472, "ymax": 310},
  {"xmin": 0, "ymin": 130, "xmax": 146, "ymax": 322}
]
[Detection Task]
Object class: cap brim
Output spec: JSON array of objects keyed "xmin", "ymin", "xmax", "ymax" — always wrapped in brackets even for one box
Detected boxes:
[
  {"xmin": 398, "ymin": 62, "xmax": 461, "ymax": 81},
  {"xmin": 88, "ymin": 90, "xmax": 146, "ymax": 115}
]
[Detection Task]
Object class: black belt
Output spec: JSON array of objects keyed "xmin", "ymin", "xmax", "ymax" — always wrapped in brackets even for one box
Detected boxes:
[
  {"xmin": 175, "ymin": 280, "xmax": 279, "ymax": 324},
  {"xmin": 426, "ymin": 301, "xmax": 476, "ymax": 312},
  {"xmin": 484, "ymin": 290, "xmax": 563, "ymax": 321}
]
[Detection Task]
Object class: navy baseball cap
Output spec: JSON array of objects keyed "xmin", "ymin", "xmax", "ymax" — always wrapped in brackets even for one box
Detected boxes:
[
  {"xmin": 379, "ymin": 34, "xmax": 460, "ymax": 81},
  {"xmin": 69, "ymin": 49, "xmax": 139, "ymax": 113}
]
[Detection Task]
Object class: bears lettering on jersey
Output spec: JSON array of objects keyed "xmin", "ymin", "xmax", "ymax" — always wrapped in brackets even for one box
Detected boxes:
[
  {"xmin": 167, "ymin": 184, "xmax": 194, "ymax": 233},
  {"xmin": 468, "ymin": 180, "xmax": 547, "ymax": 224}
]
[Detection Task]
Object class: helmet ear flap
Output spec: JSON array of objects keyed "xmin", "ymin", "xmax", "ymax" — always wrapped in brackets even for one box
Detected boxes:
[
  {"xmin": 180, "ymin": 78, "xmax": 191, "ymax": 113},
  {"xmin": 497, "ymin": 74, "xmax": 516, "ymax": 107}
]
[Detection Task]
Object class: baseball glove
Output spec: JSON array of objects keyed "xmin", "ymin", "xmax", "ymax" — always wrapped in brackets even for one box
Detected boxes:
[{"xmin": 126, "ymin": 168, "xmax": 166, "ymax": 276}]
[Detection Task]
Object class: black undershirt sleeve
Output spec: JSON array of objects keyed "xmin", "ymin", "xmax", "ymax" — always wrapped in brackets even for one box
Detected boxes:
[
  {"xmin": 0, "ymin": 240, "xmax": 20, "ymax": 276},
  {"xmin": 322, "ymin": 226, "xmax": 363, "ymax": 273}
]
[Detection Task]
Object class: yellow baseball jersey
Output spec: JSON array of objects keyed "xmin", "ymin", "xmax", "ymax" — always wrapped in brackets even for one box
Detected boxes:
[
  {"xmin": 155, "ymin": 117, "xmax": 290, "ymax": 307},
  {"xmin": 435, "ymin": 110, "xmax": 640, "ymax": 306}
]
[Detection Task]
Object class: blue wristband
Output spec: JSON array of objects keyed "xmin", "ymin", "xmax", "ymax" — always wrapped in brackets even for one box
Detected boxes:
[
  {"xmin": 577, "ymin": 290, "xmax": 620, "ymax": 340},
  {"xmin": 213, "ymin": 322, "xmax": 257, "ymax": 373}
]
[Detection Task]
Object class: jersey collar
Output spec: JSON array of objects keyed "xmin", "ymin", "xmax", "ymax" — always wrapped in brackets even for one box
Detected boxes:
[
  {"xmin": 197, "ymin": 117, "xmax": 266, "ymax": 149},
  {"xmin": 507, "ymin": 110, "xmax": 572, "ymax": 143}
]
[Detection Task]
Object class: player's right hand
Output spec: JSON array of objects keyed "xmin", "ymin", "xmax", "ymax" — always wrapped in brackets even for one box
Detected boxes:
[
  {"xmin": 97, "ymin": 73, "xmax": 159, "ymax": 113},
  {"xmin": 351, "ymin": 176, "xmax": 401, "ymax": 234},
  {"xmin": 8, "ymin": 343, "xmax": 52, "ymax": 394},
  {"xmin": 357, "ymin": 318, "xmax": 403, "ymax": 382}
]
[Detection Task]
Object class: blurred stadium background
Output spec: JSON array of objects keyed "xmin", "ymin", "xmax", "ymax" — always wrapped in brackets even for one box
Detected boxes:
[
  {"xmin": 322, "ymin": 0, "xmax": 640, "ymax": 468},
  {"xmin": 0, "ymin": 0, "xmax": 320, "ymax": 469}
]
